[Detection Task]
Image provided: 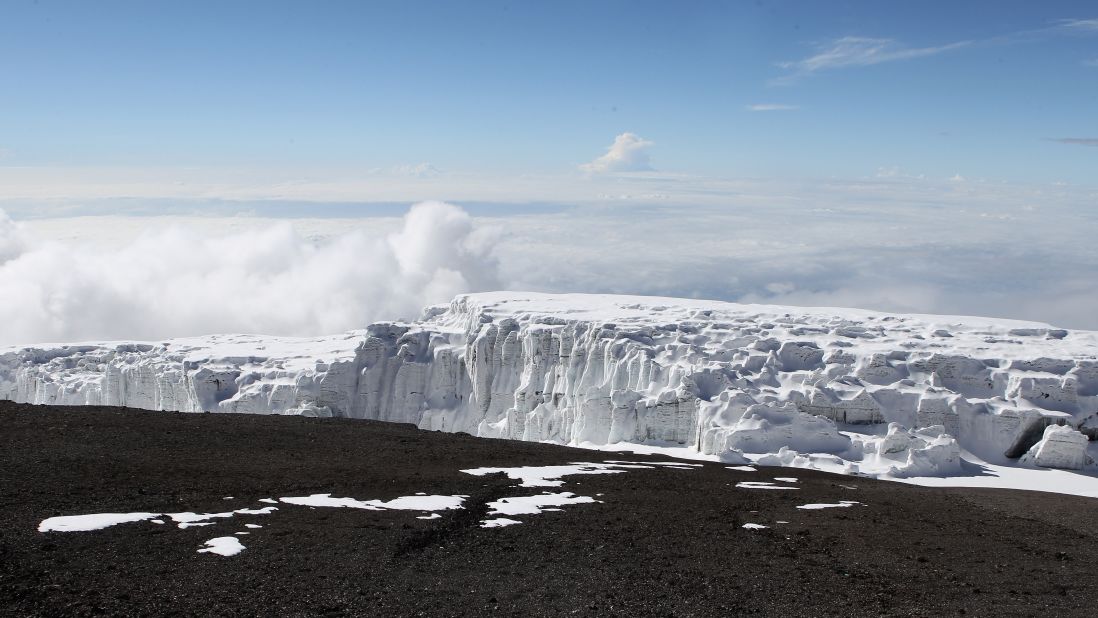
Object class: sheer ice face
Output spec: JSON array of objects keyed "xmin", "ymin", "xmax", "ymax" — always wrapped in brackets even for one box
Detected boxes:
[{"xmin": 3, "ymin": 292, "xmax": 1097, "ymax": 488}]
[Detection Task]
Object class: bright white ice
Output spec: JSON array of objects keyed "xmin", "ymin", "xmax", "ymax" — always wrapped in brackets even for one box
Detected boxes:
[
  {"xmin": 8, "ymin": 291, "xmax": 1098, "ymax": 498},
  {"xmin": 197, "ymin": 536, "xmax": 245, "ymax": 557}
]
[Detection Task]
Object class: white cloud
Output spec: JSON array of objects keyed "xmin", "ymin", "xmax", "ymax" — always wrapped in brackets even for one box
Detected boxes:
[
  {"xmin": 490, "ymin": 193, "xmax": 1098, "ymax": 329},
  {"xmin": 1056, "ymin": 18, "xmax": 1098, "ymax": 32},
  {"xmin": 746, "ymin": 104, "xmax": 800, "ymax": 112},
  {"xmin": 774, "ymin": 36, "xmax": 969, "ymax": 82},
  {"xmin": 0, "ymin": 201, "xmax": 499, "ymax": 345},
  {"xmin": 0, "ymin": 209, "xmax": 25, "ymax": 264},
  {"xmin": 579, "ymin": 132, "xmax": 654, "ymax": 173},
  {"xmin": 8, "ymin": 172, "xmax": 1098, "ymax": 345}
]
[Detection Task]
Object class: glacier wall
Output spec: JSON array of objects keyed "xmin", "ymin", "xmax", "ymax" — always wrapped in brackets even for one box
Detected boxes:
[{"xmin": 2, "ymin": 292, "xmax": 1096, "ymax": 477}]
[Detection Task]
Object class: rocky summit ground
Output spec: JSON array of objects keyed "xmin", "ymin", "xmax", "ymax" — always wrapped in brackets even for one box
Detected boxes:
[{"xmin": 1, "ymin": 401, "xmax": 1096, "ymax": 617}]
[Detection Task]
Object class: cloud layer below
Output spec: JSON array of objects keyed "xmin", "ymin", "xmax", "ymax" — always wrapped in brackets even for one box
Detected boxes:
[
  {"xmin": 3, "ymin": 176, "xmax": 1098, "ymax": 346},
  {"xmin": 0, "ymin": 202, "xmax": 499, "ymax": 345}
]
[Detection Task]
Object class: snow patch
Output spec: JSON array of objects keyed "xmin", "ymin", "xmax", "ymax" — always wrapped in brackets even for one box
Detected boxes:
[
  {"xmin": 197, "ymin": 536, "xmax": 245, "ymax": 557},
  {"xmin": 796, "ymin": 501, "xmax": 862, "ymax": 510},
  {"xmin": 279, "ymin": 494, "xmax": 464, "ymax": 511},
  {"xmin": 38, "ymin": 512, "xmax": 160, "ymax": 533},
  {"xmin": 736, "ymin": 481, "xmax": 800, "ymax": 490},
  {"xmin": 486, "ymin": 492, "xmax": 597, "ymax": 516},
  {"xmin": 481, "ymin": 517, "xmax": 522, "ymax": 528}
]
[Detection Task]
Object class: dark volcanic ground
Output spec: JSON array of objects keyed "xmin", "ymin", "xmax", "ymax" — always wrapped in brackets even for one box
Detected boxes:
[{"xmin": 2, "ymin": 401, "xmax": 1097, "ymax": 617}]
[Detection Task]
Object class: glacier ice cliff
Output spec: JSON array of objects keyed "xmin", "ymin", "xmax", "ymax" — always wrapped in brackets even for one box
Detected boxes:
[{"xmin": 2, "ymin": 292, "xmax": 1096, "ymax": 480}]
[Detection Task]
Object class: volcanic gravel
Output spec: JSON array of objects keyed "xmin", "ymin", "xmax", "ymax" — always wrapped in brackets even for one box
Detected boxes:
[{"xmin": 2, "ymin": 401, "xmax": 1097, "ymax": 617}]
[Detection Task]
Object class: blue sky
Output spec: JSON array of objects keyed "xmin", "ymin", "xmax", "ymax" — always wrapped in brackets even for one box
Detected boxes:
[
  {"xmin": 2, "ymin": 0, "xmax": 1096, "ymax": 186},
  {"xmin": 2, "ymin": 2, "xmax": 1098, "ymax": 335}
]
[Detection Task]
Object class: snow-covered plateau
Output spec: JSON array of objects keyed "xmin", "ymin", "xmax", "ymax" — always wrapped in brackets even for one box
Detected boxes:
[{"xmin": 3, "ymin": 292, "xmax": 1097, "ymax": 495}]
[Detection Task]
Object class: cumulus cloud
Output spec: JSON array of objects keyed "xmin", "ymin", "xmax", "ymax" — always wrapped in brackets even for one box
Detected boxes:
[
  {"xmin": 0, "ymin": 201, "xmax": 499, "ymax": 345},
  {"xmin": 0, "ymin": 209, "xmax": 26, "ymax": 264},
  {"xmin": 580, "ymin": 132, "xmax": 654, "ymax": 173}
]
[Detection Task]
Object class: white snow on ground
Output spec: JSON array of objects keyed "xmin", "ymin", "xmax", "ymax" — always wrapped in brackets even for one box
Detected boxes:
[
  {"xmin": 773, "ymin": 477, "xmax": 799, "ymax": 483},
  {"xmin": 170, "ymin": 507, "xmax": 278, "ymax": 526},
  {"xmin": 485, "ymin": 492, "xmax": 597, "ymax": 517},
  {"xmin": 896, "ymin": 457, "xmax": 1098, "ymax": 499},
  {"xmin": 38, "ymin": 512, "xmax": 160, "ymax": 532},
  {"xmin": 796, "ymin": 501, "xmax": 862, "ymax": 510},
  {"xmin": 736, "ymin": 482, "xmax": 800, "ymax": 490},
  {"xmin": 481, "ymin": 518, "xmax": 522, "ymax": 528},
  {"xmin": 601, "ymin": 460, "xmax": 703, "ymax": 469},
  {"xmin": 279, "ymin": 494, "xmax": 465, "ymax": 511},
  {"xmin": 6, "ymin": 292, "xmax": 1098, "ymax": 497},
  {"xmin": 38, "ymin": 506, "xmax": 278, "ymax": 532},
  {"xmin": 169, "ymin": 506, "xmax": 278, "ymax": 528},
  {"xmin": 197, "ymin": 537, "xmax": 245, "ymax": 557},
  {"xmin": 369, "ymin": 495, "xmax": 466, "ymax": 511},
  {"xmin": 727, "ymin": 466, "xmax": 757, "ymax": 472},
  {"xmin": 461, "ymin": 462, "xmax": 685, "ymax": 487},
  {"xmin": 244, "ymin": 523, "xmax": 262, "ymax": 529},
  {"xmin": 416, "ymin": 513, "xmax": 442, "ymax": 520},
  {"xmin": 742, "ymin": 523, "xmax": 768, "ymax": 530}
]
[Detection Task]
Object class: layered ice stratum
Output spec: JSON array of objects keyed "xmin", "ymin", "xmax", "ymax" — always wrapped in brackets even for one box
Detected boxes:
[{"xmin": 3, "ymin": 292, "xmax": 1097, "ymax": 493}]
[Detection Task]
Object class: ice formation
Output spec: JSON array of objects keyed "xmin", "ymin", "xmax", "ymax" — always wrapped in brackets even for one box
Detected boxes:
[
  {"xmin": 1020, "ymin": 425, "xmax": 1091, "ymax": 470},
  {"xmin": 4, "ymin": 292, "xmax": 1098, "ymax": 486}
]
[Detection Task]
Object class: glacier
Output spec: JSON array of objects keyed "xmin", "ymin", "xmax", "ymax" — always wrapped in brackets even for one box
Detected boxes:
[{"xmin": 2, "ymin": 292, "xmax": 1097, "ymax": 491}]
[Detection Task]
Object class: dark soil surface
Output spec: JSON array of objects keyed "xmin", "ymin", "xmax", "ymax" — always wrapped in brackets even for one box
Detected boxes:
[{"xmin": 2, "ymin": 401, "xmax": 1097, "ymax": 617}]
